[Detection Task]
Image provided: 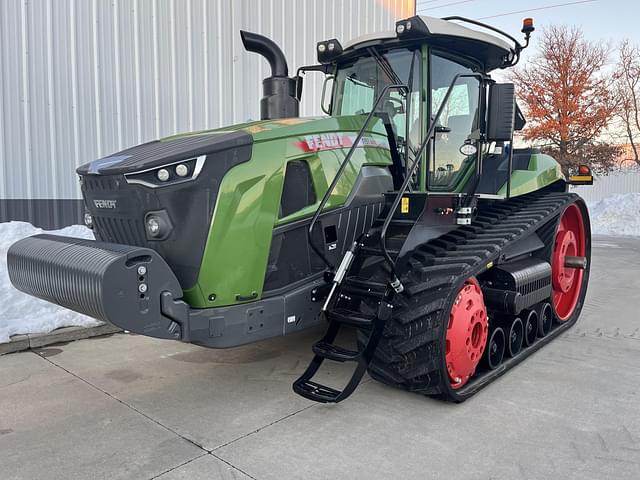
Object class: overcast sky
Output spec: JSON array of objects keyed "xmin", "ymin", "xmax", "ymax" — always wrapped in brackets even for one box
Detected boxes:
[{"xmin": 416, "ymin": 0, "xmax": 639, "ymax": 64}]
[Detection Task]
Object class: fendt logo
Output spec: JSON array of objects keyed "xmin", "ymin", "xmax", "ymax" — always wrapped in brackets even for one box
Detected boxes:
[{"xmin": 93, "ymin": 199, "xmax": 118, "ymax": 209}]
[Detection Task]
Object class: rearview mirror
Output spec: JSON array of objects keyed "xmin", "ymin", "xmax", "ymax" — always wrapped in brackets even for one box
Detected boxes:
[
  {"xmin": 321, "ymin": 75, "xmax": 335, "ymax": 115},
  {"xmin": 487, "ymin": 83, "xmax": 516, "ymax": 142},
  {"xmin": 294, "ymin": 75, "xmax": 303, "ymax": 101}
]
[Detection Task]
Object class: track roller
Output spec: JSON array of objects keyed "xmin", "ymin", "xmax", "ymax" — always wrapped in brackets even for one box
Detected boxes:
[
  {"xmin": 522, "ymin": 309, "xmax": 538, "ymax": 347},
  {"xmin": 483, "ymin": 325, "xmax": 505, "ymax": 369},
  {"xmin": 535, "ymin": 302, "xmax": 553, "ymax": 337},
  {"xmin": 502, "ymin": 317, "xmax": 524, "ymax": 357}
]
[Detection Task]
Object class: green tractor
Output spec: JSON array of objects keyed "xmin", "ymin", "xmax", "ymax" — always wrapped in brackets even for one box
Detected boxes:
[{"xmin": 9, "ymin": 16, "xmax": 592, "ymax": 403}]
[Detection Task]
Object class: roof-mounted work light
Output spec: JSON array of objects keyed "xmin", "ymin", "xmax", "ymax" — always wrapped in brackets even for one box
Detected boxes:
[
  {"xmin": 395, "ymin": 16, "xmax": 428, "ymax": 38},
  {"xmin": 317, "ymin": 39, "xmax": 343, "ymax": 64}
]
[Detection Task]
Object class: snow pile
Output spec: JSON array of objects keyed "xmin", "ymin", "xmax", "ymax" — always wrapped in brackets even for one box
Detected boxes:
[
  {"xmin": 0, "ymin": 222, "xmax": 100, "ymax": 343},
  {"xmin": 587, "ymin": 193, "xmax": 640, "ymax": 237}
]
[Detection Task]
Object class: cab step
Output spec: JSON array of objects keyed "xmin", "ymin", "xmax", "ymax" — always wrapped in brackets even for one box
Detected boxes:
[
  {"xmin": 312, "ymin": 341, "xmax": 360, "ymax": 362},
  {"xmin": 328, "ymin": 308, "xmax": 376, "ymax": 327}
]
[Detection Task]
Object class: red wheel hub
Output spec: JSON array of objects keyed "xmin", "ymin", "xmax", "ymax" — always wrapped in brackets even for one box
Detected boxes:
[
  {"xmin": 446, "ymin": 278, "xmax": 488, "ymax": 389},
  {"xmin": 552, "ymin": 204, "xmax": 586, "ymax": 321}
]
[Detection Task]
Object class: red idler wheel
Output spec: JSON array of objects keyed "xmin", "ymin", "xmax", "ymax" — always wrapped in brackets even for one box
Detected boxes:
[
  {"xmin": 446, "ymin": 278, "xmax": 489, "ymax": 389},
  {"xmin": 551, "ymin": 204, "xmax": 587, "ymax": 321}
]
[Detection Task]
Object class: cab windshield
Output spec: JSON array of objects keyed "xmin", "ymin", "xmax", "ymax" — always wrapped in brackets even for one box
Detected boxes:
[{"xmin": 332, "ymin": 48, "xmax": 422, "ymax": 155}]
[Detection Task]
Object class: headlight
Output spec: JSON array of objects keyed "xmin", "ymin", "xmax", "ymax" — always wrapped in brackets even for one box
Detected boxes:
[
  {"xmin": 175, "ymin": 164, "xmax": 189, "ymax": 177},
  {"xmin": 124, "ymin": 155, "xmax": 205, "ymax": 188},
  {"xmin": 144, "ymin": 211, "xmax": 173, "ymax": 240},
  {"xmin": 146, "ymin": 217, "xmax": 161, "ymax": 237},
  {"xmin": 157, "ymin": 168, "xmax": 170, "ymax": 182}
]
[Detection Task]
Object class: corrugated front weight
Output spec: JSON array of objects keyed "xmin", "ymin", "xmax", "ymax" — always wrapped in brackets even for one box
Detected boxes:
[{"xmin": 8, "ymin": 234, "xmax": 185, "ymax": 339}]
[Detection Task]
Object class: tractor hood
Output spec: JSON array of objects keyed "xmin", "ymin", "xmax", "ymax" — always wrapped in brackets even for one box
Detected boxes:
[
  {"xmin": 77, "ymin": 115, "xmax": 387, "ymax": 177},
  {"xmin": 77, "ymin": 130, "xmax": 252, "ymax": 176}
]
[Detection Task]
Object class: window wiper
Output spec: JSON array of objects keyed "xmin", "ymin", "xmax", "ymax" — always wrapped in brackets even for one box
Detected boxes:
[
  {"xmin": 367, "ymin": 48, "xmax": 406, "ymax": 97},
  {"xmin": 347, "ymin": 73, "xmax": 372, "ymax": 89}
]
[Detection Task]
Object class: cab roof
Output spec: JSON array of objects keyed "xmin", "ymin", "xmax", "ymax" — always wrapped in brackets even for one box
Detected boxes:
[{"xmin": 342, "ymin": 16, "xmax": 516, "ymax": 71}]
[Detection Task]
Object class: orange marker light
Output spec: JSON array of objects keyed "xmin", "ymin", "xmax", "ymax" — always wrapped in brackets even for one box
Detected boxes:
[
  {"xmin": 522, "ymin": 17, "xmax": 535, "ymax": 34},
  {"xmin": 578, "ymin": 165, "xmax": 591, "ymax": 175}
]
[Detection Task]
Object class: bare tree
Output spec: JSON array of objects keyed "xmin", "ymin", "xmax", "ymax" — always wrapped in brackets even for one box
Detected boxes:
[{"xmin": 615, "ymin": 40, "xmax": 640, "ymax": 166}]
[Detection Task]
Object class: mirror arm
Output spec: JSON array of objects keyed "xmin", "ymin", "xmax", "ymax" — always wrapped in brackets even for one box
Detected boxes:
[{"xmin": 296, "ymin": 64, "xmax": 332, "ymax": 75}]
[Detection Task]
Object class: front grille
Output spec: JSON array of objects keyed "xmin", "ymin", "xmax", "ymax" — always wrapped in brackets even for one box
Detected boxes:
[
  {"xmin": 83, "ymin": 176, "xmax": 119, "ymax": 191},
  {"xmin": 93, "ymin": 216, "xmax": 147, "ymax": 247}
]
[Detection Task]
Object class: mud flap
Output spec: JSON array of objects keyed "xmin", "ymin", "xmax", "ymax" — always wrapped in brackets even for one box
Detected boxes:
[{"xmin": 8, "ymin": 234, "xmax": 188, "ymax": 340}]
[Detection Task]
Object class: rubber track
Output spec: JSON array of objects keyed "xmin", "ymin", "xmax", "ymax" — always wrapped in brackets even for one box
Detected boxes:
[{"xmin": 352, "ymin": 191, "xmax": 581, "ymax": 401}]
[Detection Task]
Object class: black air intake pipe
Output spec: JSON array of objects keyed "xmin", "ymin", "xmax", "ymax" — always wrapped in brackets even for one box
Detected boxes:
[{"xmin": 240, "ymin": 30, "xmax": 299, "ymax": 120}]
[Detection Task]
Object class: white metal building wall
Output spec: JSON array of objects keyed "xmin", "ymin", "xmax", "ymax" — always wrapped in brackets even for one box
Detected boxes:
[
  {"xmin": 0, "ymin": 0, "xmax": 415, "ymax": 220},
  {"xmin": 571, "ymin": 169, "xmax": 640, "ymax": 203}
]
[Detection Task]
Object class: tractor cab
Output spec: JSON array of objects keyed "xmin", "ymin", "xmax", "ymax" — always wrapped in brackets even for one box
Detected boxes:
[{"xmin": 309, "ymin": 15, "xmax": 533, "ymax": 196}]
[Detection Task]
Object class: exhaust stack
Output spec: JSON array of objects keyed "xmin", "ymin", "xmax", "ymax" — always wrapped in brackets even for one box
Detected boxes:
[{"xmin": 240, "ymin": 30, "xmax": 299, "ymax": 120}]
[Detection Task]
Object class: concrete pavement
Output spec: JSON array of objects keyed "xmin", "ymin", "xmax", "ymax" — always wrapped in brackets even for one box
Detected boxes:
[{"xmin": 1, "ymin": 235, "xmax": 639, "ymax": 480}]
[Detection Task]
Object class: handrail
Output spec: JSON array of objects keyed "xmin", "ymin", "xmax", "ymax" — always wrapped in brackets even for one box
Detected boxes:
[
  {"xmin": 441, "ymin": 16, "xmax": 528, "ymax": 67},
  {"xmin": 308, "ymin": 83, "xmax": 409, "ymax": 270},
  {"xmin": 379, "ymin": 73, "xmax": 484, "ymax": 285},
  {"xmin": 442, "ymin": 16, "xmax": 522, "ymax": 53}
]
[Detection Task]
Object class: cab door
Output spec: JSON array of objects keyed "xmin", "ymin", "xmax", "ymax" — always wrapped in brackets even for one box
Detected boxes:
[{"xmin": 426, "ymin": 52, "xmax": 483, "ymax": 191}]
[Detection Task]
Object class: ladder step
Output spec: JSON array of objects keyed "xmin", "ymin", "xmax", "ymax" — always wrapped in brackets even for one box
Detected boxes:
[
  {"xmin": 341, "ymin": 284, "xmax": 385, "ymax": 299},
  {"xmin": 389, "ymin": 218, "xmax": 415, "ymax": 226},
  {"xmin": 293, "ymin": 379, "xmax": 341, "ymax": 403},
  {"xmin": 312, "ymin": 341, "xmax": 360, "ymax": 362},
  {"xmin": 360, "ymin": 246, "xmax": 400, "ymax": 257},
  {"xmin": 344, "ymin": 277, "xmax": 387, "ymax": 290},
  {"xmin": 329, "ymin": 308, "xmax": 376, "ymax": 328},
  {"xmin": 373, "ymin": 218, "xmax": 415, "ymax": 227}
]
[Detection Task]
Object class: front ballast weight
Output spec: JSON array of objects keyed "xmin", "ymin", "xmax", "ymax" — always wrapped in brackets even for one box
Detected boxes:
[{"xmin": 7, "ymin": 234, "xmax": 189, "ymax": 341}]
